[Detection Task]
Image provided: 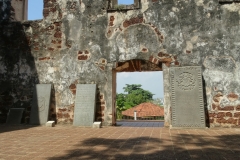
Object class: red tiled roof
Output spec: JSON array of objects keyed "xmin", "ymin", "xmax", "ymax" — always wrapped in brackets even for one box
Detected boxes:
[{"xmin": 122, "ymin": 102, "xmax": 164, "ymax": 117}]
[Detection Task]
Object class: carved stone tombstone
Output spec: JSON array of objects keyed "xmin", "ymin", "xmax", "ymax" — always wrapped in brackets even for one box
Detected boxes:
[
  {"xmin": 6, "ymin": 108, "xmax": 24, "ymax": 124},
  {"xmin": 30, "ymin": 84, "xmax": 52, "ymax": 125},
  {"xmin": 170, "ymin": 66, "xmax": 206, "ymax": 128},
  {"xmin": 73, "ymin": 84, "xmax": 97, "ymax": 127}
]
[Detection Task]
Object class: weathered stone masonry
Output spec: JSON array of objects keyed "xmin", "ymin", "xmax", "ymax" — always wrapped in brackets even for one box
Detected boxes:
[{"xmin": 1, "ymin": 0, "xmax": 240, "ymax": 127}]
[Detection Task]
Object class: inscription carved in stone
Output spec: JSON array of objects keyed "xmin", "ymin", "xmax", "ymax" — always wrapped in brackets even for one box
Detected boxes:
[
  {"xmin": 73, "ymin": 84, "xmax": 97, "ymax": 126},
  {"xmin": 30, "ymin": 84, "xmax": 52, "ymax": 125},
  {"xmin": 170, "ymin": 66, "xmax": 206, "ymax": 128},
  {"xmin": 176, "ymin": 72, "xmax": 196, "ymax": 91},
  {"xmin": 38, "ymin": 96, "xmax": 45, "ymax": 112}
]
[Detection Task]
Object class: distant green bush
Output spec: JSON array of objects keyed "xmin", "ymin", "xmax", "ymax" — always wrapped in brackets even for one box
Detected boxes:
[{"xmin": 114, "ymin": 4, "xmax": 125, "ymax": 10}]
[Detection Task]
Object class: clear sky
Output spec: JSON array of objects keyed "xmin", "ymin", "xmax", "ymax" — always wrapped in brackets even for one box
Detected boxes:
[
  {"xmin": 28, "ymin": 1, "xmax": 164, "ymax": 99},
  {"xmin": 27, "ymin": 0, "xmax": 133, "ymax": 20},
  {"xmin": 28, "ymin": 0, "xmax": 43, "ymax": 20},
  {"xmin": 118, "ymin": 0, "xmax": 134, "ymax": 4},
  {"xmin": 117, "ymin": 72, "xmax": 164, "ymax": 99}
]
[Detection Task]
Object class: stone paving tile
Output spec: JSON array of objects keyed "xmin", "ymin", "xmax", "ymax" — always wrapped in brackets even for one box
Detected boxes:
[{"xmin": 1, "ymin": 124, "xmax": 240, "ymax": 160}]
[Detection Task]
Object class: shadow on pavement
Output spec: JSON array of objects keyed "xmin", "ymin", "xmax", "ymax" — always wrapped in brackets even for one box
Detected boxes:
[
  {"xmin": 0, "ymin": 124, "xmax": 39, "ymax": 133},
  {"xmin": 47, "ymin": 131, "xmax": 240, "ymax": 160}
]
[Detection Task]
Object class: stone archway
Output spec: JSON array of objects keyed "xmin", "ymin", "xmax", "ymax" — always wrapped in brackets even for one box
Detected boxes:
[
  {"xmin": 112, "ymin": 59, "xmax": 172, "ymax": 127},
  {"xmin": 106, "ymin": 13, "xmax": 180, "ymax": 127}
]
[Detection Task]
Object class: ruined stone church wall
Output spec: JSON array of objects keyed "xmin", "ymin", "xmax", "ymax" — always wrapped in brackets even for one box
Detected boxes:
[{"xmin": 0, "ymin": 0, "xmax": 240, "ymax": 127}]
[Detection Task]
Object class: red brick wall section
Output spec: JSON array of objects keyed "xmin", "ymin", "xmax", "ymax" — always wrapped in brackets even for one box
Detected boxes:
[
  {"xmin": 96, "ymin": 93, "xmax": 105, "ymax": 122},
  {"xmin": 69, "ymin": 83, "xmax": 76, "ymax": 95},
  {"xmin": 57, "ymin": 104, "xmax": 74, "ymax": 124},
  {"xmin": 78, "ymin": 50, "xmax": 91, "ymax": 61},
  {"xmin": 209, "ymin": 92, "xmax": 240, "ymax": 127},
  {"xmin": 42, "ymin": 0, "xmax": 63, "ymax": 54},
  {"xmin": 149, "ymin": 52, "xmax": 178, "ymax": 68}
]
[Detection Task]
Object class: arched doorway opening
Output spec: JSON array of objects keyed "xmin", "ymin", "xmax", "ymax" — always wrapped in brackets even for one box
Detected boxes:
[{"xmin": 112, "ymin": 59, "xmax": 168, "ymax": 126}]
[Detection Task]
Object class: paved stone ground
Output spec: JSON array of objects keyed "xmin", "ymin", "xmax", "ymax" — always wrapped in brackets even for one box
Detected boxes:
[
  {"xmin": 0, "ymin": 122, "xmax": 240, "ymax": 160},
  {"xmin": 117, "ymin": 121, "xmax": 164, "ymax": 127}
]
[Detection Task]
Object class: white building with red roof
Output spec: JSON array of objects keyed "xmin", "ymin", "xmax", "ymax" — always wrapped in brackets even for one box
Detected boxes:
[{"xmin": 122, "ymin": 102, "xmax": 164, "ymax": 120}]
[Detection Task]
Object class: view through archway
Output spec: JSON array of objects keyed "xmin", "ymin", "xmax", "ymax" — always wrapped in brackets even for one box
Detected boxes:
[{"xmin": 113, "ymin": 60, "xmax": 164, "ymax": 127}]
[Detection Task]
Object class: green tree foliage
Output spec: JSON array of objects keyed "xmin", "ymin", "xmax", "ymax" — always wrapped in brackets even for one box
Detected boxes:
[
  {"xmin": 116, "ymin": 93, "xmax": 126, "ymax": 110},
  {"xmin": 123, "ymin": 84, "xmax": 142, "ymax": 94},
  {"xmin": 116, "ymin": 84, "xmax": 154, "ymax": 119},
  {"xmin": 124, "ymin": 84, "xmax": 154, "ymax": 106}
]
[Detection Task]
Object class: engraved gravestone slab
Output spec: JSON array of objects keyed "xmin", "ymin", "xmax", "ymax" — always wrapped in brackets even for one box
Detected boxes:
[
  {"xmin": 73, "ymin": 84, "xmax": 96, "ymax": 126},
  {"xmin": 6, "ymin": 108, "xmax": 24, "ymax": 124},
  {"xmin": 30, "ymin": 84, "xmax": 52, "ymax": 125},
  {"xmin": 170, "ymin": 66, "xmax": 206, "ymax": 128}
]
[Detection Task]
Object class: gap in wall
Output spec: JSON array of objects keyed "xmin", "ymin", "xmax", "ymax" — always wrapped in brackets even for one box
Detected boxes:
[
  {"xmin": 116, "ymin": 71, "xmax": 164, "ymax": 122},
  {"xmin": 118, "ymin": 0, "xmax": 134, "ymax": 5},
  {"xmin": 28, "ymin": 0, "xmax": 43, "ymax": 20}
]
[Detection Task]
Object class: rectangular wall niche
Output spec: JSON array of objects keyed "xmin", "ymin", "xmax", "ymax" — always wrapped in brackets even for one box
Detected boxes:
[{"xmin": 108, "ymin": 0, "xmax": 140, "ymax": 11}]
